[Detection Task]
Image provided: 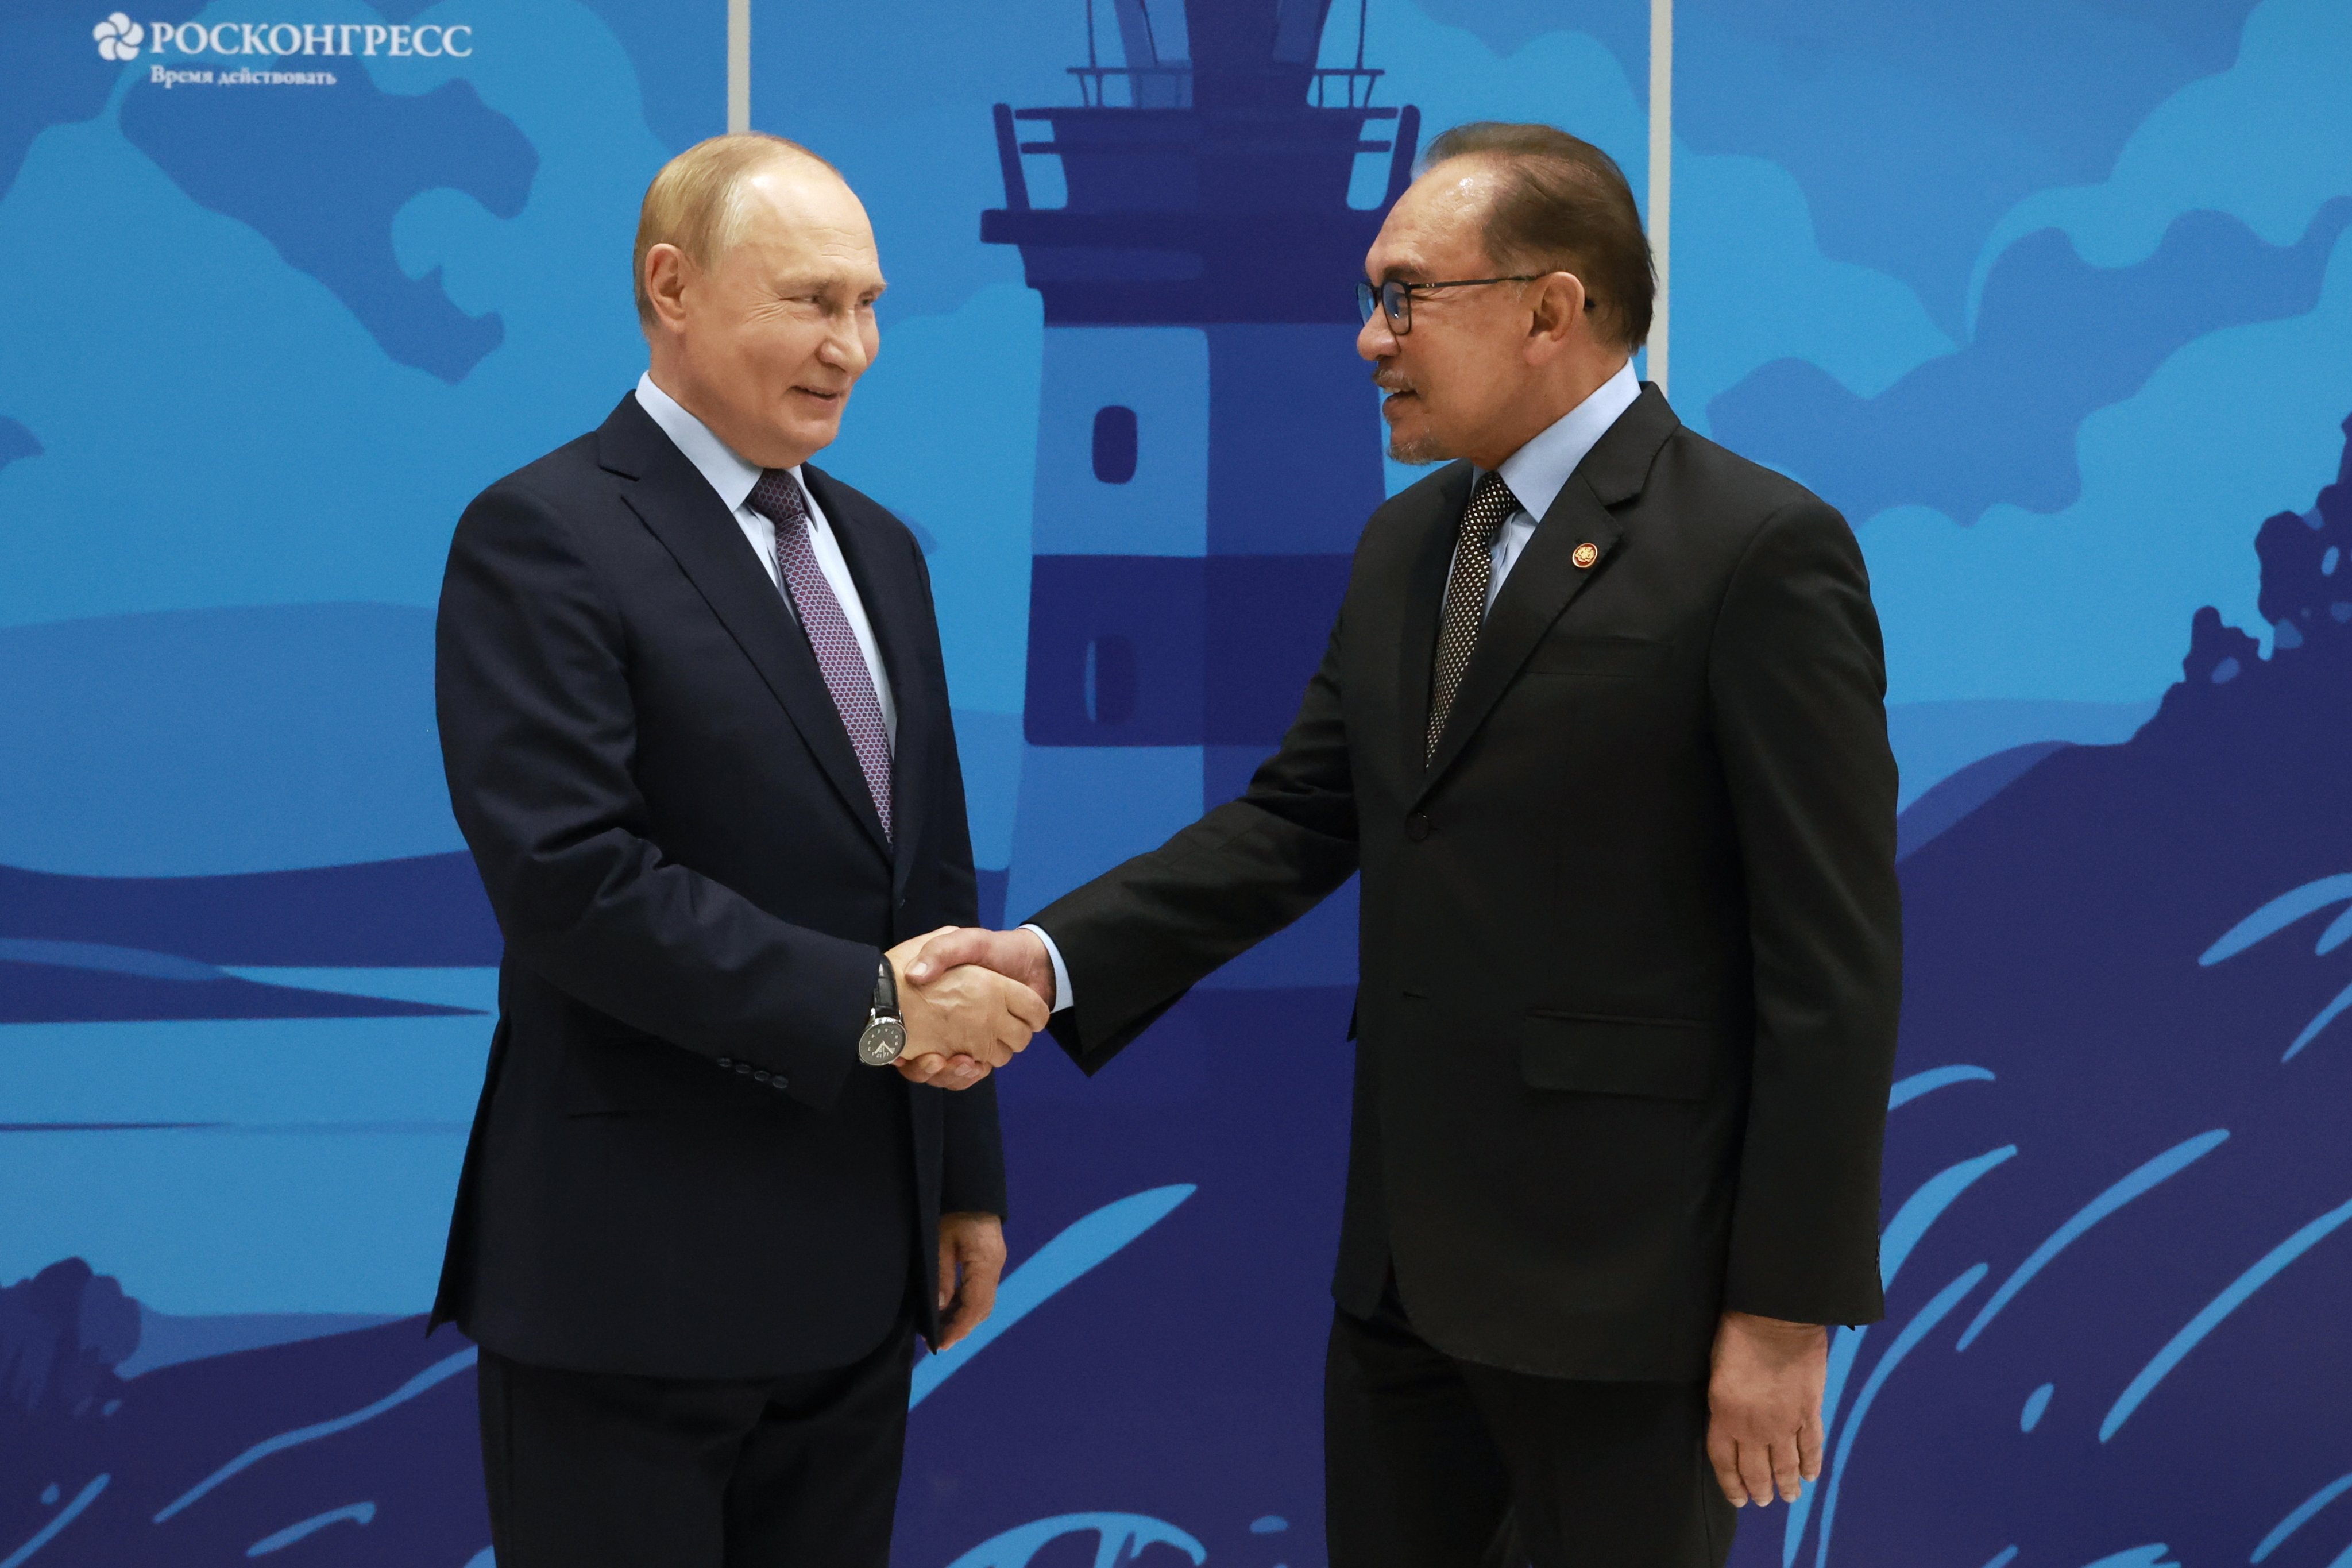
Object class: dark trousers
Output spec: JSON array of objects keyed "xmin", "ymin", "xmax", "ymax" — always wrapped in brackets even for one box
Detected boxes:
[
  {"xmin": 476, "ymin": 1318, "xmax": 916, "ymax": 1568},
  {"xmin": 1325, "ymin": 1279, "xmax": 1736, "ymax": 1568}
]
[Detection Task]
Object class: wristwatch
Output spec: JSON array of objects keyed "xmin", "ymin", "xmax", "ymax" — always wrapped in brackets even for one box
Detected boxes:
[{"xmin": 857, "ymin": 958, "xmax": 907, "ymax": 1065}]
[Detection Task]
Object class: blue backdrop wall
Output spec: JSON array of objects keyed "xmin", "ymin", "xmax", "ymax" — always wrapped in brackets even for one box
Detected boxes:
[{"xmin": 3, "ymin": 1, "xmax": 2349, "ymax": 1565}]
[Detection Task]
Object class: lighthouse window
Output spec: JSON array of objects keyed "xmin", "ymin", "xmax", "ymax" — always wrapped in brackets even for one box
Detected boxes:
[
  {"xmin": 1092, "ymin": 405, "xmax": 1138, "ymax": 484},
  {"xmin": 1084, "ymin": 636, "xmax": 1137, "ymax": 725}
]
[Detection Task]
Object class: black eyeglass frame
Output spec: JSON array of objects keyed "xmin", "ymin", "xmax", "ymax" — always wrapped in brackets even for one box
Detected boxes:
[
  {"xmin": 1356, "ymin": 274, "xmax": 1601, "ymax": 333},
  {"xmin": 1356, "ymin": 275, "xmax": 1543, "ymax": 333}
]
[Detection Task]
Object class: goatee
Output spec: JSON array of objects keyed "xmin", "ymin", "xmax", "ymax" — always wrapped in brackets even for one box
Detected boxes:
[{"xmin": 1386, "ymin": 430, "xmax": 1449, "ymax": 464}]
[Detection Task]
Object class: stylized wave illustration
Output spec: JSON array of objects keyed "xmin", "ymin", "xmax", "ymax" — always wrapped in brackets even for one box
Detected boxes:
[
  {"xmin": 2200, "ymin": 874, "xmax": 2352, "ymax": 1057},
  {"xmin": 912, "ymin": 1184, "xmax": 1195, "ymax": 1407},
  {"xmin": 0, "ymin": 1187, "xmax": 1199, "ymax": 1566},
  {"xmin": 0, "ymin": 937, "xmax": 482, "ymax": 1025},
  {"xmin": 944, "ymin": 1511, "xmax": 1207, "ymax": 1568},
  {"xmin": 0, "ymin": 855, "xmax": 500, "ymax": 970},
  {"xmin": 2253, "ymin": 1473, "xmax": 2352, "ymax": 1564},
  {"xmin": 1737, "ymin": 411, "xmax": 2352, "ymax": 1568}
]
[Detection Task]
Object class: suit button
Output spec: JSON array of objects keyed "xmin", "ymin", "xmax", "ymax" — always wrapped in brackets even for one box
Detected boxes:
[
  {"xmin": 753, "ymin": 1070, "xmax": 770, "ymax": 1083},
  {"xmin": 771, "ymin": 1077, "xmax": 789, "ymax": 1090},
  {"xmin": 1405, "ymin": 813, "xmax": 1431, "ymax": 841},
  {"xmin": 736, "ymin": 1063, "xmax": 751, "ymax": 1075},
  {"xmin": 717, "ymin": 1058, "xmax": 732, "ymax": 1069}
]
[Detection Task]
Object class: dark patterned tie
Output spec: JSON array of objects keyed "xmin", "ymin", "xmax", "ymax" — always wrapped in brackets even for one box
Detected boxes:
[
  {"xmin": 1426, "ymin": 471, "xmax": 1519, "ymax": 762},
  {"xmin": 747, "ymin": 469, "xmax": 894, "ymax": 839}
]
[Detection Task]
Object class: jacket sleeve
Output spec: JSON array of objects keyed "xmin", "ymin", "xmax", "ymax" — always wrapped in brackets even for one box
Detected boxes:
[
  {"xmin": 1034, "ymin": 604, "xmax": 1362, "ymax": 1071},
  {"xmin": 1708, "ymin": 499, "xmax": 1903, "ymax": 1328},
  {"xmin": 435, "ymin": 480, "xmax": 878, "ymax": 1113},
  {"xmin": 914, "ymin": 540, "xmax": 1007, "ymax": 1218}
]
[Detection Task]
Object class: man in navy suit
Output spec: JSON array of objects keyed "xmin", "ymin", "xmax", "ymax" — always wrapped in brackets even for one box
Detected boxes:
[{"xmin": 431, "ymin": 133, "xmax": 1045, "ymax": 1568}]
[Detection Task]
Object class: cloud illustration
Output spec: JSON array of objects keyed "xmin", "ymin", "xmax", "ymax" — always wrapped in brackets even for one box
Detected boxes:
[
  {"xmin": 1671, "ymin": 149, "xmax": 1953, "ymax": 434},
  {"xmin": 0, "ymin": 0, "xmax": 675, "ymax": 628},
  {"xmin": 1859, "ymin": 229, "xmax": 2352, "ymax": 704},
  {"xmin": 1361, "ymin": 0, "xmax": 1951, "ymax": 458},
  {"xmin": 1969, "ymin": 0, "xmax": 2352, "ymax": 323}
]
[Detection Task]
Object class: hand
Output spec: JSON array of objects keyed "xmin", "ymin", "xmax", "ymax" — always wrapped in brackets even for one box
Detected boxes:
[
  {"xmin": 905, "ymin": 925, "xmax": 1056, "ymax": 1009},
  {"xmin": 893, "ymin": 926, "xmax": 1059, "ymax": 1090},
  {"xmin": 894, "ymin": 1050, "xmax": 992, "ymax": 1090},
  {"xmin": 1706, "ymin": 1311, "xmax": 1828, "ymax": 1508},
  {"xmin": 883, "ymin": 930, "xmax": 1046, "ymax": 1073},
  {"xmin": 934, "ymin": 1211, "xmax": 1006, "ymax": 1351}
]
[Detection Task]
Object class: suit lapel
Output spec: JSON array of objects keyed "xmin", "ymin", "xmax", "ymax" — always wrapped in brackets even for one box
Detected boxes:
[
  {"xmin": 1413, "ymin": 384, "xmax": 1680, "ymax": 804},
  {"xmin": 804, "ymin": 464, "xmax": 932, "ymax": 897},
  {"xmin": 597, "ymin": 398, "xmax": 892, "ymax": 862},
  {"xmin": 1395, "ymin": 464, "xmax": 1476, "ymax": 787}
]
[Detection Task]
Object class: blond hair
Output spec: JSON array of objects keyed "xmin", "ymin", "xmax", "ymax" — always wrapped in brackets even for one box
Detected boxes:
[{"xmin": 632, "ymin": 132, "xmax": 837, "ymax": 325}]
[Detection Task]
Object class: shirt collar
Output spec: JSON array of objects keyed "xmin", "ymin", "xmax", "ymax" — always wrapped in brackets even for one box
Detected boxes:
[
  {"xmin": 1488, "ymin": 357, "xmax": 1643, "ymax": 523},
  {"xmin": 634, "ymin": 370, "xmax": 779, "ymax": 515}
]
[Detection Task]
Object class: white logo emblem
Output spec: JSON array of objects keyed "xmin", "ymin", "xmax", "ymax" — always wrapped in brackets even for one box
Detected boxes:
[{"xmin": 94, "ymin": 11, "xmax": 144, "ymax": 59}]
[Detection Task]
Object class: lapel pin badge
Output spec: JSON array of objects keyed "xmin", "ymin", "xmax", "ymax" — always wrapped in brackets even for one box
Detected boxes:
[{"xmin": 1572, "ymin": 542, "xmax": 1601, "ymax": 570}]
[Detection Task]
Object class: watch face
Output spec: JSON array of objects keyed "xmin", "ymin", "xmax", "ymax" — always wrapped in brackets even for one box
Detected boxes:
[{"xmin": 858, "ymin": 1017, "xmax": 907, "ymax": 1066}]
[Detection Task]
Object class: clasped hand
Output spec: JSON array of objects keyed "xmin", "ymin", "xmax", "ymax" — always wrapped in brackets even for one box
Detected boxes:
[
  {"xmin": 882, "ymin": 927, "xmax": 1052, "ymax": 1090},
  {"xmin": 883, "ymin": 926, "xmax": 1056, "ymax": 1091}
]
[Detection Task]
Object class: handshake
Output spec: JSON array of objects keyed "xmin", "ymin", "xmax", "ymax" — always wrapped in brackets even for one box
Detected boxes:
[{"xmin": 879, "ymin": 926, "xmax": 1058, "ymax": 1090}]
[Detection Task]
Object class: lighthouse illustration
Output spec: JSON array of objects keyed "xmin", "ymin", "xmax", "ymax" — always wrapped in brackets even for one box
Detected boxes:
[{"xmin": 990, "ymin": 0, "xmax": 1420, "ymax": 988}]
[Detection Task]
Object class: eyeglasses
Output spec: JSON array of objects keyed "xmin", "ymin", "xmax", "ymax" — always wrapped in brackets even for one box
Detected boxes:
[
  {"xmin": 1356, "ymin": 275, "xmax": 1541, "ymax": 334},
  {"xmin": 1356, "ymin": 275, "xmax": 1601, "ymax": 334}
]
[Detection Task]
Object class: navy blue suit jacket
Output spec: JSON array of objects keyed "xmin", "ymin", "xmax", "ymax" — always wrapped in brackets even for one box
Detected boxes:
[{"xmin": 431, "ymin": 392, "xmax": 1003, "ymax": 1378}]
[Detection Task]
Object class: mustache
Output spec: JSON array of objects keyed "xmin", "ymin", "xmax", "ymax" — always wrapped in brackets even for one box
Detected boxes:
[{"xmin": 1370, "ymin": 368, "xmax": 1414, "ymax": 393}]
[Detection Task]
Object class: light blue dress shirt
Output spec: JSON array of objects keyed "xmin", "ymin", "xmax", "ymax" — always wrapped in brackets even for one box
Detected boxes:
[
  {"xmin": 1028, "ymin": 358, "xmax": 1644, "ymax": 1013},
  {"xmin": 1465, "ymin": 356, "xmax": 1643, "ymax": 612}
]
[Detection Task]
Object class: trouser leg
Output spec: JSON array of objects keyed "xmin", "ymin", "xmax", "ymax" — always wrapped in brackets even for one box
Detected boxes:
[
  {"xmin": 1324, "ymin": 1283, "xmax": 1516, "ymax": 1568},
  {"xmin": 475, "ymin": 1314, "xmax": 915, "ymax": 1568},
  {"xmin": 476, "ymin": 1348, "xmax": 748, "ymax": 1568},
  {"xmin": 1320, "ymin": 1274, "xmax": 1735, "ymax": 1568},
  {"xmin": 721, "ymin": 1315, "xmax": 916, "ymax": 1568},
  {"xmin": 1461, "ymin": 1363, "xmax": 1736, "ymax": 1568}
]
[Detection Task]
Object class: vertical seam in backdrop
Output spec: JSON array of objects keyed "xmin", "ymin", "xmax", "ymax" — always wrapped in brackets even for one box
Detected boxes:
[
  {"xmin": 1648, "ymin": 0, "xmax": 1672, "ymax": 397},
  {"xmin": 728, "ymin": 0, "xmax": 751, "ymax": 133}
]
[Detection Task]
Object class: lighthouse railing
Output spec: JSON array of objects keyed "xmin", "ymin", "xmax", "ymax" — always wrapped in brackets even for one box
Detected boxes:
[{"xmin": 1062, "ymin": 65, "xmax": 1385, "ymax": 110}]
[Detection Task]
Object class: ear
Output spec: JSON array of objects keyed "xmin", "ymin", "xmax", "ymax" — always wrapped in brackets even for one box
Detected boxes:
[
  {"xmin": 643, "ymin": 242, "xmax": 694, "ymax": 337},
  {"xmin": 1523, "ymin": 271, "xmax": 1586, "ymax": 363}
]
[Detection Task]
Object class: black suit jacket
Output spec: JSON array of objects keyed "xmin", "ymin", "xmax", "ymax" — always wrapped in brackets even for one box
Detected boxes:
[
  {"xmin": 1035, "ymin": 385, "xmax": 1901, "ymax": 1381},
  {"xmin": 430, "ymin": 392, "xmax": 1003, "ymax": 1380}
]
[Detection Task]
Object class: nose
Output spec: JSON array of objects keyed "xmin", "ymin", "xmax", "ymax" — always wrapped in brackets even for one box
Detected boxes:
[
  {"xmin": 1357, "ymin": 308, "xmax": 1396, "ymax": 362},
  {"xmin": 820, "ymin": 312, "xmax": 872, "ymax": 378}
]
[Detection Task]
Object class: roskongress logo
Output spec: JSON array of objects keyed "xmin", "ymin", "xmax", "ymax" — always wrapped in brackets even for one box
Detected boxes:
[
  {"xmin": 96, "ymin": 14, "xmax": 474, "ymax": 61},
  {"xmin": 94, "ymin": 11, "xmax": 145, "ymax": 60}
]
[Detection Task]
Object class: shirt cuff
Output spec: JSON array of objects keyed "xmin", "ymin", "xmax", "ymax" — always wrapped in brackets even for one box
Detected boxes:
[{"xmin": 1020, "ymin": 924, "xmax": 1075, "ymax": 1014}]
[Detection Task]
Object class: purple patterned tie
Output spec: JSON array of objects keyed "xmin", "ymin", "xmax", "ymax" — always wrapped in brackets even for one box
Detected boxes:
[{"xmin": 747, "ymin": 469, "xmax": 893, "ymax": 840}]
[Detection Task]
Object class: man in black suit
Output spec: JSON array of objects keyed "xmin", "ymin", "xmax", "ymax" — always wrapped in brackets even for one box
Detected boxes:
[
  {"xmin": 909, "ymin": 123, "xmax": 1902, "ymax": 1563},
  {"xmin": 431, "ymin": 133, "xmax": 1046, "ymax": 1568}
]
